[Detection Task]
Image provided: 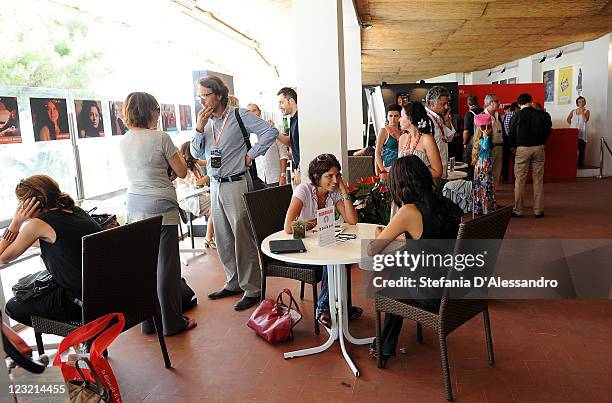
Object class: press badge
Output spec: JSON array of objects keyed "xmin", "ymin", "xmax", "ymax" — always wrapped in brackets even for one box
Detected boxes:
[{"xmin": 211, "ymin": 149, "xmax": 222, "ymax": 168}]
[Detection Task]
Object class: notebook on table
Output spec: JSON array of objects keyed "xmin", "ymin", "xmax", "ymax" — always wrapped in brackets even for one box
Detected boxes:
[{"xmin": 269, "ymin": 239, "xmax": 307, "ymax": 254}]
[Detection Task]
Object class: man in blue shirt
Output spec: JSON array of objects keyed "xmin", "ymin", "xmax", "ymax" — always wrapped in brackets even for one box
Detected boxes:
[
  {"xmin": 276, "ymin": 87, "xmax": 299, "ymax": 182},
  {"xmin": 191, "ymin": 76, "xmax": 278, "ymax": 310}
]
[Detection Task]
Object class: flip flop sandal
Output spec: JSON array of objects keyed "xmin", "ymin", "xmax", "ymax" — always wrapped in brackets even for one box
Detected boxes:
[{"xmin": 348, "ymin": 306, "xmax": 363, "ymax": 320}]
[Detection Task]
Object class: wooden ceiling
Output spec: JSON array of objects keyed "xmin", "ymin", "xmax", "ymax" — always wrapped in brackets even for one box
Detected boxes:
[{"xmin": 354, "ymin": 0, "xmax": 612, "ymax": 84}]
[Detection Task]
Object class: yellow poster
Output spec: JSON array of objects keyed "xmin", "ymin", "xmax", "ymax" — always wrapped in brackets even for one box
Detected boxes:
[{"xmin": 558, "ymin": 67, "xmax": 572, "ymax": 105}]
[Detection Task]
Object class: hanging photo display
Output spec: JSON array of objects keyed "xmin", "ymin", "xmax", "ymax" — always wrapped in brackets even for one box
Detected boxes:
[
  {"xmin": 558, "ymin": 66, "xmax": 572, "ymax": 105},
  {"xmin": 75, "ymin": 100, "xmax": 105, "ymax": 138},
  {"xmin": 161, "ymin": 104, "xmax": 177, "ymax": 132},
  {"xmin": 543, "ymin": 70, "xmax": 555, "ymax": 103},
  {"xmin": 109, "ymin": 101, "xmax": 128, "ymax": 135},
  {"xmin": 0, "ymin": 96, "xmax": 22, "ymax": 144},
  {"xmin": 30, "ymin": 97, "xmax": 70, "ymax": 141},
  {"xmin": 179, "ymin": 105, "xmax": 193, "ymax": 130}
]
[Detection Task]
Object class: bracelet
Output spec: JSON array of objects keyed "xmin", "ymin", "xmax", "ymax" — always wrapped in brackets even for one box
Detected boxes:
[
  {"xmin": 341, "ymin": 194, "xmax": 351, "ymax": 201},
  {"xmin": 2, "ymin": 228, "xmax": 18, "ymax": 243}
]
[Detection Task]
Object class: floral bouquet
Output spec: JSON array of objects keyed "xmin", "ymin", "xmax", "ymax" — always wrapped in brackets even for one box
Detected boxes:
[{"xmin": 348, "ymin": 176, "xmax": 390, "ymax": 225}]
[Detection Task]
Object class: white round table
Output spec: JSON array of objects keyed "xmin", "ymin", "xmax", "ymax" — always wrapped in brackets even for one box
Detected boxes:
[
  {"xmin": 446, "ymin": 170, "xmax": 468, "ymax": 181},
  {"xmin": 261, "ymin": 223, "xmax": 377, "ymax": 376}
]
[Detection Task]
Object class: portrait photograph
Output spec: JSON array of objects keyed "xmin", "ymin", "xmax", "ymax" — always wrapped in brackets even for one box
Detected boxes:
[{"xmin": 29, "ymin": 97, "xmax": 70, "ymax": 141}]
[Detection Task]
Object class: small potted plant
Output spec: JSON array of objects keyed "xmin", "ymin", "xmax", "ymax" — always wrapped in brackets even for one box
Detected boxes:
[{"xmin": 291, "ymin": 219, "xmax": 307, "ymax": 239}]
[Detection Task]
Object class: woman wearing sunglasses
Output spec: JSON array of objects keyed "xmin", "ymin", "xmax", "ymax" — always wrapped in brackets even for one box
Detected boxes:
[
  {"xmin": 284, "ymin": 153, "xmax": 361, "ymax": 327},
  {"xmin": 471, "ymin": 113, "xmax": 497, "ymax": 214}
]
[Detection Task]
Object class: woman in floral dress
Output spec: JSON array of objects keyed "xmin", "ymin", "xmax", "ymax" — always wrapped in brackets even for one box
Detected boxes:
[{"xmin": 471, "ymin": 113, "xmax": 496, "ymax": 214}]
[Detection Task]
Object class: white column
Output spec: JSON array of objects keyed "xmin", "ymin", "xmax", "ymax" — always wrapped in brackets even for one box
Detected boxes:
[
  {"xmin": 518, "ymin": 57, "xmax": 534, "ymax": 83},
  {"xmin": 294, "ymin": 0, "xmax": 349, "ymax": 180},
  {"xmin": 582, "ymin": 33, "xmax": 612, "ymax": 172},
  {"xmin": 342, "ymin": 1, "xmax": 364, "ymax": 151}
]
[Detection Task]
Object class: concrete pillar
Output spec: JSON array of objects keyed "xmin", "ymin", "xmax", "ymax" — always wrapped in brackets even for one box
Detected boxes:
[
  {"xmin": 342, "ymin": 2, "xmax": 364, "ymax": 151},
  {"xmin": 582, "ymin": 33, "xmax": 612, "ymax": 172},
  {"xmin": 293, "ymin": 0, "xmax": 350, "ymax": 181},
  {"xmin": 518, "ymin": 57, "xmax": 533, "ymax": 83}
]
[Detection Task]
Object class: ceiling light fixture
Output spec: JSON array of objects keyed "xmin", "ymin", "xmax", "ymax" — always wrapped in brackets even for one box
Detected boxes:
[
  {"xmin": 539, "ymin": 54, "xmax": 547, "ymax": 63},
  {"xmin": 555, "ymin": 50, "xmax": 563, "ymax": 59},
  {"xmin": 487, "ymin": 71, "xmax": 492, "ymax": 77},
  {"xmin": 359, "ymin": 22, "xmax": 373, "ymax": 30},
  {"xmin": 500, "ymin": 66, "xmax": 506, "ymax": 74}
]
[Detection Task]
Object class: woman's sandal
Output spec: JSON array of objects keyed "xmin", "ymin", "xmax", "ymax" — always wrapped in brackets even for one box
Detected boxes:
[
  {"xmin": 368, "ymin": 340, "xmax": 390, "ymax": 368},
  {"xmin": 316, "ymin": 311, "xmax": 332, "ymax": 328},
  {"xmin": 203, "ymin": 238, "xmax": 217, "ymax": 249},
  {"xmin": 348, "ymin": 306, "xmax": 363, "ymax": 321},
  {"xmin": 168, "ymin": 317, "xmax": 197, "ymax": 336}
]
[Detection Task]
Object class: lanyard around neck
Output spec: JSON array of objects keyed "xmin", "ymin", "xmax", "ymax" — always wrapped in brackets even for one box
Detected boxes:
[
  {"xmin": 426, "ymin": 111, "xmax": 446, "ymax": 135},
  {"xmin": 211, "ymin": 108, "xmax": 231, "ymax": 144}
]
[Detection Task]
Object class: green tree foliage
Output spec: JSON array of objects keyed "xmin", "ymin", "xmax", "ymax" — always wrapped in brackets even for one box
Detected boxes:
[{"xmin": 0, "ymin": 8, "xmax": 107, "ymax": 89}]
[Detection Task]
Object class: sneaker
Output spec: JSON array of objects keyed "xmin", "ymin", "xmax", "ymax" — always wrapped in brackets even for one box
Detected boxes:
[{"xmin": 511, "ymin": 211, "xmax": 522, "ymax": 218}]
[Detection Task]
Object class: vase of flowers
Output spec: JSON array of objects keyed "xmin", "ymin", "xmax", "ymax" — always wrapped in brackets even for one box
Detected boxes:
[
  {"xmin": 291, "ymin": 219, "xmax": 307, "ymax": 239},
  {"xmin": 348, "ymin": 176, "xmax": 391, "ymax": 225}
]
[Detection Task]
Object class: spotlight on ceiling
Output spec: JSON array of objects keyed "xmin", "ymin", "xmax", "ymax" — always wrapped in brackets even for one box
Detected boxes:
[
  {"xmin": 539, "ymin": 55, "xmax": 547, "ymax": 63},
  {"xmin": 487, "ymin": 71, "xmax": 492, "ymax": 77},
  {"xmin": 359, "ymin": 22, "xmax": 372, "ymax": 30},
  {"xmin": 555, "ymin": 50, "xmax": 563, "ymax": 59},
  {"xmin": 501, "ymin": 66, "xmax": 506, "ymax": 74}
]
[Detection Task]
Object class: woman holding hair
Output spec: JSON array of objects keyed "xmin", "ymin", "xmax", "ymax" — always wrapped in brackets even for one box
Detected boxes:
[
  {"xmin": 179, "ymin": 141, "xmax": 215, "ymax": 249},
  {"xmin": 0, "ymin": 175, "xmax": 102, "ymax": 327},
  {"xmin": 38, "ymin": 99, "xmax": 67, "ymax": 141},
  {"xmin": 471, "ymin": 113, "xmax": 496, "ymax": 215},
  {"xmin": 119, "ymin": 92, "xmax": 197, "ymax": 336},
  {"xmin": 284, "ymin": 154, "xmax": 360, "ymax": 327},
  {"xmin": 368, "ymin": 156, "xmax": 463, "ymax": 366},
  {"xmin": 78, "ymin": 101, "xmax": 104, "ymax": 138},
  {"xmin": 566, "ymin": 96, "xmax": 590, "ymax": 168},
  {"xmin": 375, "ymin": 104, "xmax": 402, "ymax": 181}
]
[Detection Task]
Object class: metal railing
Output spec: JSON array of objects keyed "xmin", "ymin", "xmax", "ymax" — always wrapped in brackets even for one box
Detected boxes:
[{"xmin": 594, "ymin": 137, "xmax": 612, "ymax": 179}]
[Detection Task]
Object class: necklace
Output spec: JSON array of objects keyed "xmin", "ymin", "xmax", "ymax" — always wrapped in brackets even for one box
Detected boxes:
[{"xmin": 402, "ymin": 130, "xmax": 422, "ymax": 156}]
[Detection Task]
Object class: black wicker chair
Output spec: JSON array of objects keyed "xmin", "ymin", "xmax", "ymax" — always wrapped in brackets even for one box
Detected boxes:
[
  {"xmin": 374, "ymin": 205, "xmax": 512, "ymax": 401},
  {"xmin": 347, "ymin": 155, "xmax": 375, "ymax": 185},
  {"xmin": 32, "ymin": 216, "xmax": 171, "ymax": 368},
  {"xmin": 243, "ymin": 185, "xmax": 323, "ymax": 334}
]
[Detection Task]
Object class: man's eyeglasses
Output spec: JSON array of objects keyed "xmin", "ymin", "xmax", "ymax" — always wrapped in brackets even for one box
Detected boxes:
[{"xmin": 196, "ymin": 92, "xmax": 215, "ymax": 102}]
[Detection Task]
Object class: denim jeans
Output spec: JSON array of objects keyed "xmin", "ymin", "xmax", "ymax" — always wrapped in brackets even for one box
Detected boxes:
[{"xmin": 316, "ymin": 266, "xmax": 330, "ymax": 316}]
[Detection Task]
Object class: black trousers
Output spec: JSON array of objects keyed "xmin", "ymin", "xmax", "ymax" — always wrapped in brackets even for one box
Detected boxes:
[
  {"xmin": 5, "ymin": 286, "xmax": 81, "ymax": 327},
  {"xmin": 577, "ymin": 139, "xmax": 586, "ymax": 168}
]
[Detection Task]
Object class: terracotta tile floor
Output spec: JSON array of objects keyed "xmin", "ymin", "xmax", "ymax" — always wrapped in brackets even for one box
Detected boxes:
[{"xmin": 38, "ymin": 179, "xmax": 612, "ymax": 402}]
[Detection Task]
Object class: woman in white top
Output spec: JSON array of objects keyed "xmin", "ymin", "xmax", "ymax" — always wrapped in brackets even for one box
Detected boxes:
[
  {"xmin": 119, "ymin": 92, "xmax": 197, "ymax": 336},
  {"xmin": 566, "ymin": 96, "xmax": 590, "ymax": 168},
  {"xmin": 284, "ymin": 154, "xmax": 360, "ymax": 327},
  {"xmin": 396, "ymin": 101, "xmax": 443, "ymax": 179}
]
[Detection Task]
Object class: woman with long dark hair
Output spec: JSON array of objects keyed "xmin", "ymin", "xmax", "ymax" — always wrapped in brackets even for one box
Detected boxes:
[
  {"xmin": 78, "ymin": 101, "xmax": 104, "ymax": 138},
  {"xmin": 368, "ymin": 156, "xmax": 463, "ymax": 366},
  {"xmin": 0, "ymin": 175, "xmax": 101, "ymax": 327},
  {"xmin": 37, "ymin": 99, "xmax": 68, "ymax": 141}
]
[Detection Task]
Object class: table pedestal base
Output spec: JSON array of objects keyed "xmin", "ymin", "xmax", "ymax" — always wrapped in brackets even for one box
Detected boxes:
[{"xmin": 283, "ymin": 264, "xmax": 374, "ymax": 376}]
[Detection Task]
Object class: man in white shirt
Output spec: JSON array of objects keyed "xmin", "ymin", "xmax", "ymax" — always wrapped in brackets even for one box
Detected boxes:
[
  {"xmin": 424, "ymin": 86, "xmax": 456, "ymax": 178},
  {"xmin": 246, "ymin": 103, "xmax": 288, "ymax": 186}
]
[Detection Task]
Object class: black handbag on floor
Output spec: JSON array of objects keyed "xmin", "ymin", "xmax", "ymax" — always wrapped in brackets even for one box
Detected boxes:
[
  {"xmin": 234, "ymin": 108, "xmax": 268, "ymax": 191},
  {"xmin": 12, "ymin": 270, "xmax": 58, "ymax": 302}
]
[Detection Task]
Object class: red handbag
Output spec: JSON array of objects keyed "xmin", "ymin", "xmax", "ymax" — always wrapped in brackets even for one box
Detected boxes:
[
  {"xmin": 53, "ymin": 313, "xmax": 125, "ymax": 403},
  {"xmin": 247, "ymin": 288, "xmax": 302, "ymax": 343}
]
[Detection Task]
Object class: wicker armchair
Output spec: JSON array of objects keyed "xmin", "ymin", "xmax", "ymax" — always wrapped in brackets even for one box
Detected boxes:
[
  {"xmin": 32, "ymin": 216, "xmax": 171, "ymax": 368},
  {"xmin": 243, "ymin": 185, "xmax": 323, "ymax": 334},
  {"xmin": 347, "ymin": 155, "xmax": 375, "ymax": 185},
  {"xmin": 374, "ymin": 205, "xmax": 512, "ymax": 401}
]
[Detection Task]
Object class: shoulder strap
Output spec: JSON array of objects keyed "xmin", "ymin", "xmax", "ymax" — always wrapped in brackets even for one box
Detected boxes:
[{"xmin": 235, "ymin": 108, "xmax": 252, "ymax": 151}]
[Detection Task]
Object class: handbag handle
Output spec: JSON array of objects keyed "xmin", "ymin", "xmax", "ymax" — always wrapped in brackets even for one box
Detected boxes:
[
  {"xmin": 74, "ymin": 357, "xmax": 107, "ymax": 394},
  {"xmin": 276, "ymin": 288, "xmax": 301, "ymax": 314}
]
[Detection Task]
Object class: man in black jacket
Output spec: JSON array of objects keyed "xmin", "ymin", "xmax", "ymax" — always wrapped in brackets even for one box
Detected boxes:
[{"xmin": 508, "ymin": 93, "xmax": 552, "ymax": 218}]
